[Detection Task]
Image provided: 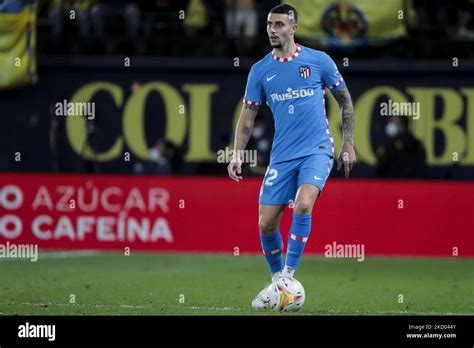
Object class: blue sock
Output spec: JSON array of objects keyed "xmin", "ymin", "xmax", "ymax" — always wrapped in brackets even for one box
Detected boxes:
[
  {"xmin": 285, "ymin": 214, "xmax": 312, "ymax": 273},
  {"xmin": 260, "ymin": 229, "xmax": 284, "ymax": 274}
]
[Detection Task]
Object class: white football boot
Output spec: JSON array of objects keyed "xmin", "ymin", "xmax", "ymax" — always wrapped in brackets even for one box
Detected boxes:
[{"xmin": 251, "ymin": 282, "xmax": 272, "ymax": 309}]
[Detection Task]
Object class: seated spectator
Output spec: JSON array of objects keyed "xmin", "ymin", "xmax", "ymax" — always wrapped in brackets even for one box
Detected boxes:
[
  {"xmin": 376, "ymin": 116, "xmax": 427, "ymax": 178},
  {"xmin": 183, "ymin": 0, "xmax": 208, "ymax": 36},
  {"xmin": 149, "ymin": 139, "xmax": 184, "ymax": 175},
  {"xmin": 456, "ymin": 0, "xmax": 474, "ymax": 40},
  {"xmin": 225, "ymin": 0, "xmax": 257, "ymax": 38},
  {"xmin": 90, "ymin": 1, "xmax": 140, "ymax": 43},
  {"xmin": 48, "ymin": 0, "xmax": 94, "ymax": 41}
]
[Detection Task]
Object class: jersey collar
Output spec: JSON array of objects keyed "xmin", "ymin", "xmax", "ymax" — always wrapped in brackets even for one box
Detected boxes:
[{"xmin": 271, "ymin": 43, "xmax": 301, "ymax": 62}]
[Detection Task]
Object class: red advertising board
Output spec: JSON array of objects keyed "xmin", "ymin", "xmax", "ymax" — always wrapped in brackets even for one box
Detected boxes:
[{"xmin": 0, "ymin": 173, "xmax": 473, "ymax": 257}]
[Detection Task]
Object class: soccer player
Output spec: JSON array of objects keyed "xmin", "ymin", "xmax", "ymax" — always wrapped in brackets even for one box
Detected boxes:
[{"xmin": 227, "ymin": 4, "xmax": 356, "ymax": 309}]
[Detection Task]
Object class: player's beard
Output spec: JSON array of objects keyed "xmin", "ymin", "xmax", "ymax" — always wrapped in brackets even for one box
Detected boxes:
[
  {"xmin": 269, "ymin": 34, "xmax": 282, "ymax": 48},
  {"xmin": 269, "ymin": 38, "xmax": 282, "ymax": 48}
]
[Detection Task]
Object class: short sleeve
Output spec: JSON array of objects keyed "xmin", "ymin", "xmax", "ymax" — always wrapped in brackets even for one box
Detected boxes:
[
  {"xmin": 320, "ymin": 53, "xmax": 346, "ymax": 92},
  {"xmin": 243, "ymin": 65, "xmax": 263, "ymax": 106}
]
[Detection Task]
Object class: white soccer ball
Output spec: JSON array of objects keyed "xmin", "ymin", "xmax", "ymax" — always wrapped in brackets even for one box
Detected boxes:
[{"xmin": 268, "ymin": 277, "xmax": 305, "ymax": 312}]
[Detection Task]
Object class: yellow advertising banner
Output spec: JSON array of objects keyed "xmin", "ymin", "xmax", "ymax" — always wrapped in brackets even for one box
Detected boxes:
[
  {"xmin": 0, "ymin": 4, "xmax": 37, "ymax": 90},
  {"xmin": 285, "ymin": 0, "xmax": 407, "ymax": 46}
]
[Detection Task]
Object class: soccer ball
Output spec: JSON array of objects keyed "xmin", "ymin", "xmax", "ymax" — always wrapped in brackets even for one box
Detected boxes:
[{"xmin": 268, "ymin": 277, "xmax": 305, "ymax": 312}]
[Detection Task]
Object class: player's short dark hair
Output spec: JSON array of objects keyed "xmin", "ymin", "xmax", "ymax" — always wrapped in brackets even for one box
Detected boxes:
[{"xmin": 269, "ymin": 4, "xmax": 298, "ymax": 23}]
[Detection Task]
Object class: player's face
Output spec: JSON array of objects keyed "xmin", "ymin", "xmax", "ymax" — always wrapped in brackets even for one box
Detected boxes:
[{"xmin": 267, "ymin": 13, "xmax": 297, "ymax": 48}]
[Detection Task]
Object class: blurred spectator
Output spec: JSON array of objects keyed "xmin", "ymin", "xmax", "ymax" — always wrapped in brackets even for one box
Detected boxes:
[
  {"xmin": 413, "ymin": 0, "xmax": 474, "ymax": 40},
  {"xmin": 225, "ymin": 0, "xmax": 257, "ymax": 38},
  {"xmin": 90, "ymin": 1, "xmax": 140, "ymax": 44},
  {"xmin": 34, "ymin": 0, "xmax": 474, "ymax": 58},
  {"xmin": 413, "ymin": 0, "xmax": 443, "ymax": 36},
  {"xmin": 0, "ymin": 0, "xmax": 25, "ymax": 12},
  {"xmin": 149, "ymin": 139, "xmax": 184, "ymax": 174},
  {"xmin": 140, "ymin": 0, "xmax": 185, "ymax": 36},
  {"xmin": 376, "ymin": 116, "xmax": 427, "ymax": 178},
  {"xmin": 456, "ymin": 0, "xmax": 474, "ymax": 40},
  {"xmin": 0, "ymin": 0, "xmax": 36, "ymax": 12},
  {"xmin": 131, "ymin": 82, "xmax": 184, "ymax": 175},
  {"xmin": 183, "ymin": 0, "xmax": 208, "ymax": 36},
  {"xmin": 48, "ymin": 0, "xmax": 94, "ymax": 41}
]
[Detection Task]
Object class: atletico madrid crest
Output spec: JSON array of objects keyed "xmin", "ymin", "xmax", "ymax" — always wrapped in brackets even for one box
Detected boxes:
[{"xmin": 299, "ymin": 65, "xmax": 311, "ymax": 79}]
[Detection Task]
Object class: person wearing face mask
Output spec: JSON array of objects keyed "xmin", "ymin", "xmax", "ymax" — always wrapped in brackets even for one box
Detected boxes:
[
  {"xmin": 376, "ymin": 116, "xmax": 427, "ymax": 178},
  {"xmin": 148, "ymin": 138, "xmax": 183, "ymax": 175}
]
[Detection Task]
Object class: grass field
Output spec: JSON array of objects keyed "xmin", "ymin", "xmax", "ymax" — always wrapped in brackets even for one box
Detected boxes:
[{"xmin": 0, "ymin": 251, "xmax": 472, "ymax": 315}]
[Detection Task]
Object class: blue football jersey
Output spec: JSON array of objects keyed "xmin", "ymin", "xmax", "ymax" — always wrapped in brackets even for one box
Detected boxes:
[{"xmin": 243, "ymin": 44, "xmax": 345, "ymax": 163}]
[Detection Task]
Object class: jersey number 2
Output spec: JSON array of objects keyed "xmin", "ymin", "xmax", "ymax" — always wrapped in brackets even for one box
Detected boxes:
[{"xmin": 264, "ymin": 168, "xmax": 278, "ymax": 186}]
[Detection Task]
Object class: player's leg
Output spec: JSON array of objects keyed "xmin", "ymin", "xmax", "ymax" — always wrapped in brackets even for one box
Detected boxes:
[
  {"xmin": 252, "ymin": 161, "xmax": 298, "ymax": 309},
  {"xmin": 252, "ymin": 204, "xmax": 286, "ymax": 309},
  {"xmin": 282, "ymin": 184, "xmax": 319, "ymax": 278},
  {"xmin": 258, "ymin": 160, "xmax": 298, "ymax": 280},
  {"xmin": 282, "ymin": 153, "xmax": 334, "ymax": 278},
  {"xmin": 258, "ymin": 203, "xmax": 286, "ymax": 280}
]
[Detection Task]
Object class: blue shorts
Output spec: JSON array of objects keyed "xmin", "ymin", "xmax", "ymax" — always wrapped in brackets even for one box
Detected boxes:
[{"xmin": 258, "ymin": 153, "xmax": 334, "ymax": 205}]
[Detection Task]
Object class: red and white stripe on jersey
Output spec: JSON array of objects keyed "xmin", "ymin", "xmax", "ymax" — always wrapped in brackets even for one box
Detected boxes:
[
  {"xmin": 290, "ymin": 234, "xmax": 308, "ymax": 242},
  {"xmin": 264, "ymin": 248, "xmax": 282, "ymax": 256},
  {"xmin": 243, "ymin": 99, "xmax": 261, "ymax": 106},
  {"xmin": 323, "ymin": 90, "xmax": 335, "ymax": 180},
  {"xmin": 325, "ymin": 128, "xmax": 335, "ymax": 180},
  {"xmin": 322, "ymin": 90, "xmax": 335, "ymax": 159},
  {"xmin": 328, "ymin": 77, "xmax": 344, "ymax": 90},
  {"xmin": 271, "ymin": 43, "xmax": 302, "ymax": 62},
  {"xmin": 326, "ymin": 126, "xmax": 335, "ymax": 158}
]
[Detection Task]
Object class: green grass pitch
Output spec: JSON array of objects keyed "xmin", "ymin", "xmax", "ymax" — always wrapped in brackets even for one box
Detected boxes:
[{"xmin": 0, "ymin": 252, "xmax": 472, "ymax": 315}]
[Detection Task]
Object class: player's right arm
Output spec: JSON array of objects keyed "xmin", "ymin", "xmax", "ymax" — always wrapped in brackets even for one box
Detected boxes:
[
  {"xmin": 228, "ymin": 64, "xmax": 263, "ymax": 182},
  {"xmin": 228, "ymin": 103, "xmax": 259, "ymax": 182},
  {"xmin": 320, "ymin": 52, "xmax": 356, "ymax": 178}
]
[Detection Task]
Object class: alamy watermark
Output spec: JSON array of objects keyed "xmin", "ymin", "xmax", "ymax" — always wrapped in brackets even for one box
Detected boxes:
[
  {"xmin": 55, "ymin": 99, "xmax": 95, "ymax": 120},
  {"xmin": 380, "ymin": 99, "xmax": 420, "ymax": 120},
  {"xmin": 18, "ymin": 322, "xmax": 55, "ymax": 341},
  {"xmin": 324, "ymin": 241, "xmax": 365, "ymax": 262},
  {"xmin": 217, "ymin": 147, "xmax": 258, "ymax": 167},
  {"xmin": 0, "ymin": 242, "xmax": 38, "ymax": 262}
]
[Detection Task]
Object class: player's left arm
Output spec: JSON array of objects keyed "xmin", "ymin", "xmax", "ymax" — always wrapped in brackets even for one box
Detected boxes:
[{"xmin": 331, "ymin": 86, "xmax": 356, "ymax": 178}]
